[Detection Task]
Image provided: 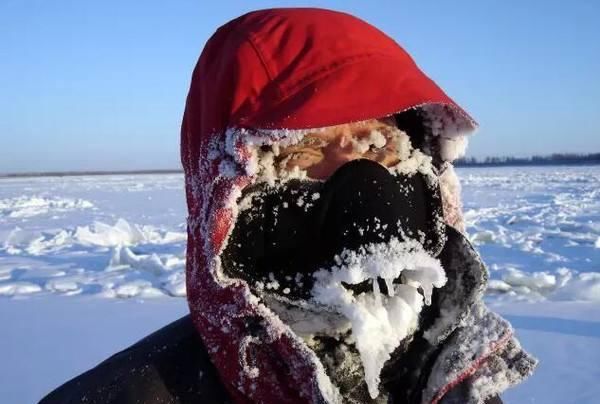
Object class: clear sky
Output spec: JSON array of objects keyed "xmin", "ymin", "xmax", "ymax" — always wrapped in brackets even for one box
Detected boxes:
[{"xmin": 1, "ymin": 0, "xmax": 598, "ymax": 173}]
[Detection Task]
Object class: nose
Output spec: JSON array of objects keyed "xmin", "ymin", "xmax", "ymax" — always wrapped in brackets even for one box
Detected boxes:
[{"xmin": 312, "ymin": 159, "xmax": 445, "ymax": 264}]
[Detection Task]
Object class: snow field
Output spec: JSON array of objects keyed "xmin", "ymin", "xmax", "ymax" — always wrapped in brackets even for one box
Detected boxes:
[
  {"xmin": 0, "ymin": 174, "xmax": 188, "ymax": 300},
  {"xmin": 460, "ymin": 166, "xmax": 600, "ymax": 303},
  {"xmin": 1, "ymin": 218, "xmax": 187, "ymax": 298},
  {"xmin": 2, "ymin": 168, "xmax": 598, "ymax": 303},
  {"xmin": 0, "ymin": 167, "xmax": 599, "ymax": 403}
]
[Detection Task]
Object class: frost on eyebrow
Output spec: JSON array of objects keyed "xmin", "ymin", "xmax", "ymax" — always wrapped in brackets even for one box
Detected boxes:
[{"xmin": 349, "ymin": 129, "xmax": 387, "ymax": 154}]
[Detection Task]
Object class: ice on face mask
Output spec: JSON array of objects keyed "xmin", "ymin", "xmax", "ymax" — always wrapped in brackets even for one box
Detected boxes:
[
  {"xmin": 221, "ymin": 154, "xmax": 448, "ymax": 399},
  {"xmin": 310, "ymin": 238, "xmax": 447, "ymax": 399}
]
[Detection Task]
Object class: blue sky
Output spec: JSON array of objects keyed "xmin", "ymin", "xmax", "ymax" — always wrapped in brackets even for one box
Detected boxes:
[{"xmin": 1, "ymin": 0, "xmax": 598, "ymax": 173}]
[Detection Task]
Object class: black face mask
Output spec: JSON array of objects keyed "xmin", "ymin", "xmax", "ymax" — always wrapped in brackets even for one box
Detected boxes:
[{"xmin": 222, "ymin": 159, "xmax": 446, "ymax": 300}]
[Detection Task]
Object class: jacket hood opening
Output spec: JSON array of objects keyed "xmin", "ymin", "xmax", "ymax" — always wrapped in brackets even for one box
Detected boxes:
[
  {"xmin": 201, "ymin": 118, "xmax": 477, "ymax": 401},
  {"xmin": 187, "ymin": 110, "xmax": 478, "ymax": 403}
]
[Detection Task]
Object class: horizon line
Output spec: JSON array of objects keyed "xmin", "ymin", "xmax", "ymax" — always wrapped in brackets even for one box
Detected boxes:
[{"xmin": 0, "ymin": 169, "xmax": 183, "ymax": 179}]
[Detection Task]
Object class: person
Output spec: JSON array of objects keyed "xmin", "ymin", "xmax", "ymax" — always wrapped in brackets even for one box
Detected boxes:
[{"xmin": 40, "ymin": 8, "xmax": 537, "ymax": 404}]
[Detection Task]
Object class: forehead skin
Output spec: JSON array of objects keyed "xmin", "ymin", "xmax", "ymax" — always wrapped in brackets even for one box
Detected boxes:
[
  {"xmin": 308, "ymin": 117, "xmax": 396, "ymax": 143},
  {"xmin": 276, "ymin": 117, "xmax": 403, "ymax": 179}
]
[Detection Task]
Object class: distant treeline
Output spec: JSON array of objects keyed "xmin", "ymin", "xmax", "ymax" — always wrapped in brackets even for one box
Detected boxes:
[
  {"xmin": 455, "ymin": 153, "xmax": 600, "ymax": 167},
  {"xmin": 0, "ymin": 169, "xmax": 183, "ymax": 179},
  {"xmin": 3, "ymin": 153, "xmax": 600, "ymax": 178}
]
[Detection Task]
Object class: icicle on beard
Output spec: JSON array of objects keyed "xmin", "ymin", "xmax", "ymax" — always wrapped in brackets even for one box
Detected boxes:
[
  {"xmin": 221, "ymin": 158, "xmax": 447, "ymax": 400},
  {"xmin": 310, "ymin": 238, "xmax": 446, "ymax": 399}
]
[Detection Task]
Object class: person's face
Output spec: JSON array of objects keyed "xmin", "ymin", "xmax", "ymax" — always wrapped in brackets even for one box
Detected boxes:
[{"xmin": 275, "ymin": 117, "xmax": 402, "ymax": 180}]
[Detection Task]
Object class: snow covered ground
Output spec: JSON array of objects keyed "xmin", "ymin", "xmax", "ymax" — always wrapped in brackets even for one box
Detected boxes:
[
  {"xmin": 1, "ymin": 166, "xmax": 599, "ymax": 403},
  {"xmin": 462, "ymin": 167, "xmax": 600, "ymax": 302}
]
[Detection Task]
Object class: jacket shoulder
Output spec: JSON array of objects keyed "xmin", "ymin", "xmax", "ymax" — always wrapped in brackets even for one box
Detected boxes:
[{"xmin": 39, "ymin": 315, "xmax": 231, "ymax": 404}]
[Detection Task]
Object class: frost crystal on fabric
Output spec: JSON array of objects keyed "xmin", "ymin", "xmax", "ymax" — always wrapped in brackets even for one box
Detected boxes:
[
  {"xmin": 422, "ymin": 303, "xmax": 538, "ymax": 404},
  {"xmin": 467, "ymin": 337, "xmax": 538, "ymax": 403},
  {"xmin": 185, "ymin": 116, "xmax": 535, "ymax": 404},
  {"xmin": 418, "ymin": 227, "xmax": 538, "ymax": 404},
  {"xmin": 439, "ymin": 164, "xmax": 465, "ymax": 233},
  {"xmin": 191, "ymin": 126, "xmax": 536, "ymax": 403},
  {"xmin": 423, "ymin": 226, "xmax": 488, "ymax": 345},
  {"xmin": 350, "ymin": 129, "xmax": 388, "ymax": 153},
  {"xmin": 311, "ymin": 238, "xmax": 447, "ymax": 398},
  {"xmin": 421, "ymin": 104, "xmax": 476, "ymax": 142}
]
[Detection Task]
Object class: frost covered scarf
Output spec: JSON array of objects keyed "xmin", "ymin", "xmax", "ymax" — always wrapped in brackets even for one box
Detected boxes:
[{"xmin": 222, "ymin": 157, "xmax": 447, "ymax": 401}]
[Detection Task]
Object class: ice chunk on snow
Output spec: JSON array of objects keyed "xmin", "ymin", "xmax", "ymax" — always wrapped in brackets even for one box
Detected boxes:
[
  {"xmin": 2, "ymin": 228, "xmax": 74, "ymax": 255},
  {"xmin": 502, "ymin": 268, "xmax": 556, "ymax": 291},
  {"xmin": 471, "ymin": 230, "xmax": 496, "ymax": 244},
  {"xmin": 0, "ymin": 195, "xmax": 93, "ymax": 218},
  {"xmin": 45, "ymin": 279, "xmax": 80, "ymax": 294},
  {"xmin": 487, "ymin": 279, "xmax": 512, "ymax": 293},
  {"xmin": 74, "ymin": 218, "xmax": 147, "ymax": 247},
  {"xmin": 162, "ymin": 271, "xmax": 187, "ymax": 297},
  {"xmin": 114, "ymin": 280, "xmax": 160, "ymax": 298},
  {"xmin": 551, "ymin": 272, "xmax": 600, "ymax": 302},
  {"xmin": 488, "ymin": 267, "xmax": 600, "ymax": 303},
  {"xmin": 2, "ymin": 219, "xmax": 186, "ymax": 255},
  {"xmin": 0, "ymin": 282, "xmax": 42, "ymax": 296},
  {"xmin": 107, "ymin": 246, "xmax": 166, "ymax": 275},
  {"xmin": 311, "ymin": 238, "xmax": 446, "ymax": 398}
]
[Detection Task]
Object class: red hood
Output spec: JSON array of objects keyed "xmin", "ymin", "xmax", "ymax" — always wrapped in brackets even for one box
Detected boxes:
[{"xmin": 181, "ymin": 8, "xmax": 477, "ymax": 403}]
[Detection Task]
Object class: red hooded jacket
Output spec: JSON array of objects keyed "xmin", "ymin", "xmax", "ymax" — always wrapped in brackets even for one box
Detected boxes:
[{"xmin": 181, "ymin": 7, "xmax": 480, "ymax": 403}]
